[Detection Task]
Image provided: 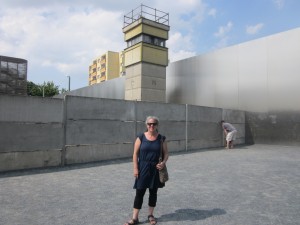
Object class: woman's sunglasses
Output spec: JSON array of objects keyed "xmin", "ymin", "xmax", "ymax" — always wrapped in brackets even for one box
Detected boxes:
[{"xmin": 147, "ymin": 123, "xmax": 158, "ymax": 126}]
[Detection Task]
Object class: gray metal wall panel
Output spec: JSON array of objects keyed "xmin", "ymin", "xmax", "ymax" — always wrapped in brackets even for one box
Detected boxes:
[
  {"xmin": 166, "ymin": 60, "xmax": 192, "ymax": 105},
  {"xmin": 238, "ymin": 39, "xmax": 269, "ymax": 112},
  {"xmin": 166, "ymin": 28, "xmax": 300, "ymax": 112},
  {"xmin": 54, "ymin": 77, "xmax": 125, "ymax": 100},
  {"xmin": 267, "ymin": 29, "xmax": 300, "ymax": 111},
  {"xmin": 214, "ymin": 47, "xmax": 239, "ymax": 110},
  {"xmin": 194, "ymin": 54, "xmax": 217, "ymax": 107}
]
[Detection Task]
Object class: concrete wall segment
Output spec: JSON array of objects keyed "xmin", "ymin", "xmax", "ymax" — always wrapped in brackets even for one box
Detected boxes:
[
  {"xmin": 0, "ymin": 150, "xmax": 61, "ymax": 172},
  {"xmin": 66, "ymin": 120, "xmax": 135, "ymax": 145},
  {"xmin": 188, "ymin": 139, "xmax": 222, "ymax": 150},
  {"xmin": 66, "ymin": 96, "xmax": 135, "ymax": 121},
  {"xmin": 245, "ymin": 111, "xmax": 300, "ymax": 146},
  {"xmin": 0, "ymin": 95, "xmax": 248, "ymax": 172},
  {"xmin": 65, "ymin": 143, "xmax": 133, "ymax": 165},
  {"xmin": 158, "ymin": 121, "xmax": 186, "ymax": 140},
  {"xmin": 125, "ymin": 64, "xmax": 142, "ymax": 78},
  {"xmin": 141, "ymin": 76, "xmax": 165, "ymax": 90},
  {"xmin": 187, "ymin": 105, "xmax": 222, "ymax": 122},
  {"xmin": 125, "ymin": 76, "xmax": 141, "ymax": 90},
  {"xmin": 222, "ymin": 109, "xmax": 245, "ymax": 124},
  {"xmin": 125, "ymin": 88, "xmax": 142, "ymax": 101},
  {"xmin": 167, "ymin": 140, "xmax": 186, "ymax": 152},
  {"xmin": 187, "ymin": 121, "xmax": 221, "ymax": 141},
  {"xmin": 0, "ymin": 95, "xmax": 63, "ymax": 123},
  {"xmin": 142, "ymin": 63, "xmax": 166, "ymax": 78},
  {"xmin": 0, "ymin": 122, "xmax": 63, "ymax": 153},
  {"xmin": 140, "ymin": 89, "xmax": 165, "ymax": 102},
  {"xmin": 135, "ymin": 101, "xmax": 186, "ymax": 122}
]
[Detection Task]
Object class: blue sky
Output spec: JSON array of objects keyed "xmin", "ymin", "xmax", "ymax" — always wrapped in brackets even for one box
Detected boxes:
[{"xmin": 1, "ymin": 0, "xmax": 300, "ymax": 90}]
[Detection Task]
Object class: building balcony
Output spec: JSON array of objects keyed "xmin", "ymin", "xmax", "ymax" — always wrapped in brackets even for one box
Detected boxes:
[{"xmin": 100, "ymin": 76, "xmax": 106, "ymax": 82}]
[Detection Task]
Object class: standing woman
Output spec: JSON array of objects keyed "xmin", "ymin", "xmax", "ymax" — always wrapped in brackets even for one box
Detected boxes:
[{"xmin": 124, "ymin": 116, "xmax": 169, "ymax": 225}]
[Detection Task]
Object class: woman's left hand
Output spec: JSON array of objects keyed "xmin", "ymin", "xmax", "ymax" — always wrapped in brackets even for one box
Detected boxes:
[{"xmin": 156, "ymin": 162, "xmax": 165, "ymax": 170}]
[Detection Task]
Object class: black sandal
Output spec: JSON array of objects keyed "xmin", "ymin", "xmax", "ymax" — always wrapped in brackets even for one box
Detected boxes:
[
  {"xmin": 148, "ymin": 215, "xmax": 157, "ymax": 225},
  {"xmin": 124, "ymin": 218, "xmax": 139, "ymax": 225}
]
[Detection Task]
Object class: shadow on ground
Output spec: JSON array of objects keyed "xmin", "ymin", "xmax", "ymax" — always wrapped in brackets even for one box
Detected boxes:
[{"xmin": 157, "ymin": 208, "xmax": 226, "ymax": 222}]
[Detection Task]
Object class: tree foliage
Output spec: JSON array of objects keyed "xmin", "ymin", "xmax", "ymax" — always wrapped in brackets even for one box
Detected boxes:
[{"xmin": 27, "ymin": 81, "xmax": 62, "ymax": 97}]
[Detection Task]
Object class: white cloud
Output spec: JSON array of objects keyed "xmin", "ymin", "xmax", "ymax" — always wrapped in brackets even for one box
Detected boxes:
[
  {"xmin": 246, "ymin": 23, "xmax": 264, "ymax": 35},
  {"xmin": 208, "ymin": 8, "xmax": 217, "ymax": 18},
  {"xmin": 167, "ymin": 32, "xmax": 196, "ymax": 62},
  {"xmin": 168, "ymin": 32, "xmax": 193, "ymax": 51},
  {"xmin": 213, "ymin": 36, "xmax": 229, "ymax": 50},
  {"xmin": 214, "ymin": 21, "xmax": 233, "ymax": 38},
  {"xmin": 169, "ymin": 49, "xmax": 196, "ymax": 62},
  {"xmin": 212, "ymin": 22, "xmax": 233, "ymax": 50},
  {"xmin": 0, "ymin": 0, "xmax": 206, "ymax": 88},
  {"xmin": 155, "ymin": 0, "xmax": 205, "ymax": 31},
  {"xmin": 0, "ymin": 5, "xmax": 124, "ymax": 87},
  {"xmin": 154, "ymin": 0, "xmax": 205, "ymax": 62},
  {"xmin": 273, "ymin": 0, "xmax": 285, "ymax": 9}
]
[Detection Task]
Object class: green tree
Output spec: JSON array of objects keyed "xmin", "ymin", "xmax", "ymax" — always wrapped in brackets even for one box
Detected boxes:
[
  {"xmin": 27, "ymin": 81, "xmax": 42, "ymax": 96},
  {"xmin": 27, "ymin": 81, "xmax": 61, "ymax": 97}
]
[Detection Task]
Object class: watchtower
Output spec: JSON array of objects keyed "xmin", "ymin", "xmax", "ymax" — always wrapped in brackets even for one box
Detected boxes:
[{"xmin": 123, "ymin": 5, "xmax": 169, "ymax": 102}]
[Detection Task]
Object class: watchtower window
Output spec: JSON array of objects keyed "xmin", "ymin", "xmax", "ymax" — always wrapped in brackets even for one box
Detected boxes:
[{"xmin": 127, "ymin": 34, "xmax": 166, "ymax": 48}]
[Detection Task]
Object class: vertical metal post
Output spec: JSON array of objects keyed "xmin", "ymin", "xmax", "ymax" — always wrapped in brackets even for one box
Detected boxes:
[
  {"xmin": 186, "ymin": 104, "xmax": 188, "ymax": 151},
  {"xmin": 67, "ymin": 75, "xmax": 70, "ymax": 91}
]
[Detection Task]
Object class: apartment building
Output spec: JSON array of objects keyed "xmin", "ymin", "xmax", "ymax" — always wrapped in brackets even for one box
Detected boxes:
[{"xmin": 89, "ymin": 51, "xmax": 124, "ymax": 85}]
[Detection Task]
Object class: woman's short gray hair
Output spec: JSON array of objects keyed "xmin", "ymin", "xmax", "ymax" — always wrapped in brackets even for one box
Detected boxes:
[{"xmin": 145, "ymin": 116, "xmax": 159, "ymax": 125}]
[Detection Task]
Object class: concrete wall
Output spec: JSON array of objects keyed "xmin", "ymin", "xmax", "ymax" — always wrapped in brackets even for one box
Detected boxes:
[
  {"xmin": 0, "ymin": 95, "xmax": 245, "ymax": 172},
  {"xmin": 0, "ymin": 95, "xmax": 63, "ymax": 171},
  {"xmin": 64, "ymin": 97, "xmax": 136, "ymax": 165},
  {"xmin": 245, "ymin": 111, "xmax": 300, "ymax": 146}
]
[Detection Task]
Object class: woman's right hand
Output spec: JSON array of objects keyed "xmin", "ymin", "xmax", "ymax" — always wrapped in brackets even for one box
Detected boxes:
[{"xmin": 134, "ymin": 168, "xmax": 139, "ymax": 178}]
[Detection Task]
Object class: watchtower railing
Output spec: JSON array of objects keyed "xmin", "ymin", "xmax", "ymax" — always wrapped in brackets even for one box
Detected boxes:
[{"xmin": 123, "ymin": 4, "xmax": 169, "ymax": 28}]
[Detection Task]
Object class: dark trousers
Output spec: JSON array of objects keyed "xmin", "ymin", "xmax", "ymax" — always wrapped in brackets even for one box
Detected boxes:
[{"xmin": 133, "ymin": 188, "xmax": 158, "ymax": 209}]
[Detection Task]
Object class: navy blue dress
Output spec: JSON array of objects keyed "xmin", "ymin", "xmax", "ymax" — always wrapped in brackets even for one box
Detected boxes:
[{"xmin": 133, "ymin": 133, "xmax": 166, "ymax": 189}]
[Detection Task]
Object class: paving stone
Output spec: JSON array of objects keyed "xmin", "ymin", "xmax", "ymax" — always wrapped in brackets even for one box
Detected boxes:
[{"xmin": 0, "ymin": 144, "xmax": 299, "ymax": 225}]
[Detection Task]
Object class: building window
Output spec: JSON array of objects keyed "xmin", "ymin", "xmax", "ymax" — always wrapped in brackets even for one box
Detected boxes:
[{"xmin": 127, "ymin": 34, "xmax": 166, "ymax": 48}]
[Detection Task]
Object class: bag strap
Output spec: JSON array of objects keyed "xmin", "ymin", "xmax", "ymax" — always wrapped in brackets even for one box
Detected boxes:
[{"xmin": 159, "ymin": 136, "xmax": 164, "ymax": 162}]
